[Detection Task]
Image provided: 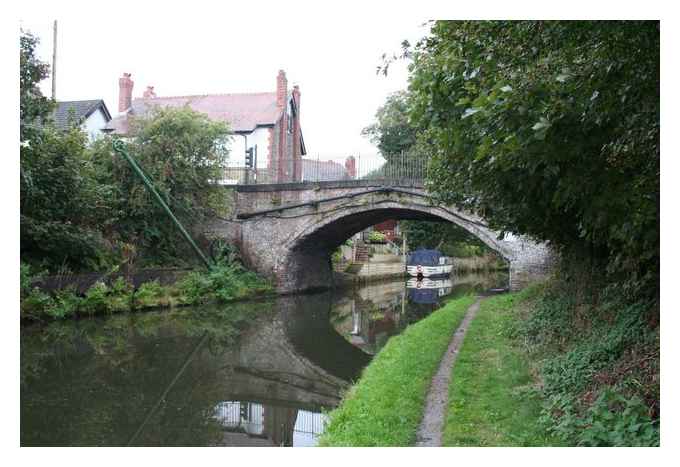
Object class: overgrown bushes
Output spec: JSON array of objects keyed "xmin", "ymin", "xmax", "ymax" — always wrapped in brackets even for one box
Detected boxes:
[
  {"xmin": 177, "ymin": 264, "xmax": 272, "ymax": 304},
  {"xmin": 367, "ymin": 231, "xmax": 386, "ymax": 244}
]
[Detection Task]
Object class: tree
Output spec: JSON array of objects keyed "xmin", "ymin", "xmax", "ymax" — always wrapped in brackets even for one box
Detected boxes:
[
  {"xmin": 20, "ymin": 30, "xmax": 233, "ymax": 271},
  {"xmin": 362, "ymin": 91, "xmax": 417, "ymax": 157},
  {"xmin": 20, "ymin": 30, "xmax": 107, "ymax": 271},
  {"xmin": 88, "ymin": 106, "xmax": 232, "ymax": 266},
  {"xmin": 407, "ymin": 21, "xmax": 659, "ymax": 294},
  {"xmin": 400, "ymin": 220, "xmax": 489, "ymax": 258},
  {"xmin": 20, "ymin": 31, "xmax": 54, "ymax": 143}
]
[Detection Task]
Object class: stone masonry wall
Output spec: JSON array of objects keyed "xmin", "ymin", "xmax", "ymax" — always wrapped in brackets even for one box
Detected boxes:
[{"xmin": 205, "ymin": 184, "xmax": 554, "ymax": 293}]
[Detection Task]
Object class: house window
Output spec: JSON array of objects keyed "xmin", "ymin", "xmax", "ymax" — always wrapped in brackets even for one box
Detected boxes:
[{"xmin": 287, "ymin": 100, "xmax": 294, "ymax": 134}]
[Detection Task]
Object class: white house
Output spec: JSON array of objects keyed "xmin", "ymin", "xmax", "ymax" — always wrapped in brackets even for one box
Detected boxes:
[{"xmin": 51, "ymin": 99, "xmax": 112, "ymax": 141}]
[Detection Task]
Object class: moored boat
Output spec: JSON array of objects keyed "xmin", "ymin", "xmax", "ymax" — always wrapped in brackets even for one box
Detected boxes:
[{"xmin": 405, "ymin": 249, "xmax": 453, "ymax": 279}]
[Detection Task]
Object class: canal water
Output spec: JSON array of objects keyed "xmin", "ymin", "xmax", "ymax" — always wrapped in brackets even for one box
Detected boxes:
[{"xmin": 20, "ymin": 271, "xmax": 508, "ymax": 447}]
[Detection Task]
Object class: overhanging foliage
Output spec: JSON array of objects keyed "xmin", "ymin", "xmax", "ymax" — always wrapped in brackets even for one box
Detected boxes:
[{"xmin": 406, "ymin": 21, "xmax": 659, "ymax": 296}]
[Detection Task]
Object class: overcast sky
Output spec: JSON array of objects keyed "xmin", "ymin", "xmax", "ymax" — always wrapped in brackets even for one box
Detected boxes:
[{"xmin": 20, "ymin": 12, "xmax": 429, "ymax": 160}]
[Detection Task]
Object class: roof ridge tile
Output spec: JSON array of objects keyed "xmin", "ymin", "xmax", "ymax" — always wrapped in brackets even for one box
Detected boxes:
[{"xmin": 133, "ymin": 91, "xmax": 277, "ymax": 101}]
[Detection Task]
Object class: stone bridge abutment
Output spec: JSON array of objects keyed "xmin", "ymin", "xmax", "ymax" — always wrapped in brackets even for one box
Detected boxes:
[{"xmin": 206, "ymin": 182, "xmax": 554, "ymax": 292}]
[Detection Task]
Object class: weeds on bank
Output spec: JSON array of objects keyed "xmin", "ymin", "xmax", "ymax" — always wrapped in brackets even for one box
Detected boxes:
[
  {"xmin": 20, "ymin": 262, "xmax": 273, "ymax": 322},
  {"xmin": 513, "ymin": 282, "xmax": 659, "ymax": 446}
]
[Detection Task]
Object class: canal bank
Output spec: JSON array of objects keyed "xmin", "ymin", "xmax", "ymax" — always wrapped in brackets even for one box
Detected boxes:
[
  {"xmin": 441, "ymin": 289, "xmax": 561, "ymax": 446},
  {"xmin": 20, "ymin": 262, "xmax": 274, "ymax": 323},
  {"xmin": 320, "ymin": 280, "xmax": 660, "ymax": 447},
  {"xmin": 333, "ymin": 256, "xmax": 509, "ymax": 287}
]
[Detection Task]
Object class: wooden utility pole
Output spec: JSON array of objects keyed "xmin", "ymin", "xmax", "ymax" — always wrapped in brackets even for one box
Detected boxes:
[{"xmin": 51, "ymin": 20, "xmax": 57, "ymax": 99}]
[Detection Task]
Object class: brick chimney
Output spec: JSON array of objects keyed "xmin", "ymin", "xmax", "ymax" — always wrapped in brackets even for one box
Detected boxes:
[
  {"xmin": 142, "ymin": 85, "xmax": 156, "ymax": 98},
  {"xmin": 345, "ymin": 156, "xmax": 357, "ymax": 179},
  {"xmin": 276, "ymin": 70, "xmax": 287, "ymax": 109},
  {"xmin": 118, "ymin": 73, "xmax": 134, "ymax": 113}
]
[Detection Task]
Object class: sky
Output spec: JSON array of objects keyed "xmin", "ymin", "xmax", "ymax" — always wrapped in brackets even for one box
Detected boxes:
[{"xmin": 19, "ymin": 12, "xmax": 429, "ymax": 161}]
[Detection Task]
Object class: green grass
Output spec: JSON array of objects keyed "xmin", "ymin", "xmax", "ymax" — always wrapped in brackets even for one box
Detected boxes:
[
  {"xmin": 319, "ymin": 294, "xmax": 477, "ymax": 446},
  {"xmin": 442, "ymin": 290, "xmax": 562, "ymax": 446}
]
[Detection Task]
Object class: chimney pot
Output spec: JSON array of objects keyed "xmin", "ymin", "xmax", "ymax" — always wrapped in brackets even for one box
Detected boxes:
[{"xmin": 143, "ymin": 85, "xmax": 156, "ymax": 99}]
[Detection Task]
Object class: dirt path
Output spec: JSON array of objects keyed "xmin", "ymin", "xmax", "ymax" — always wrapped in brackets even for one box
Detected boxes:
[{"xmin": 415, "ymin": 297, "xmax": 483, "ymax": 447}]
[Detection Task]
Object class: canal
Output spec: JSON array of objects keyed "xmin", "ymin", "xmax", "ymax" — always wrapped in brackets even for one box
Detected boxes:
[{"xmin": 20, "ymin": 271, "xmax": 507, "ymax": 446}]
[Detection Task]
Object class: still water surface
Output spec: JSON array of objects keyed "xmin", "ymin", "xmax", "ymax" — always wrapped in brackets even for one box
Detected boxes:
[{"xmin": 21, "ymin": 271, "xmax": 507, "ymax": 446}]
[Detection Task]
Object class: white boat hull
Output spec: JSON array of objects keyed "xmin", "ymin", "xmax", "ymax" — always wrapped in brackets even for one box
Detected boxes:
[
  {"xmin": 406, "ymin": 278, "xmax": 453, "ymax": 294},
  {"xmin": 406, "ymin": 264, "xmax": 453, "ymax": 278}
]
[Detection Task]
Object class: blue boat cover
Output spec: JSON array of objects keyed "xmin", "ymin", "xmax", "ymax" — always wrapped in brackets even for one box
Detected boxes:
[{"xmin": 407, "ymin": 249, "xmax": 442, "ymax": 266}]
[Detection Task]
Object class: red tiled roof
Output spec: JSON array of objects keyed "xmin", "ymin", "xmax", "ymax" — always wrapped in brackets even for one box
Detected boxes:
[
  {"xmin": 133, "ymin": 92, "xmax": 281, "ymax": 132},
  {"xmin": 105, "ymin": 92, "xmax": 282, "ymax": 134}
]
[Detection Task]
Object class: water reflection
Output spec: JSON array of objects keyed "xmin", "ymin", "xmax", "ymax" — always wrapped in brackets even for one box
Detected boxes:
[
  {"xmin": 406, "ymin": 278, "xmax": 453, "ymax": 304},
  {"xmin": 20, "ymin": 271, "xmax": 507, "ymax": 446},
  {"xmin": 329, "ymin": 272, "xmax": 508, "ymax": 355},
  {"xmin": 214, "ymin": 401, "xmax": 327, "ymax": 447}
]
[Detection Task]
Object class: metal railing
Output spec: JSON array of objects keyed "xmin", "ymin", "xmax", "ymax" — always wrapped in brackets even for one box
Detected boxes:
[{"xmin": 219, "ymin": 153, "xmax": 428, "ymax": 186}]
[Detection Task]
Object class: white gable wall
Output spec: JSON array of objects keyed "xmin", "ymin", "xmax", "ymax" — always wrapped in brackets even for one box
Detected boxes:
[
  {"xmin": 227, "ymin": 127, "xmax": 271, "ymax": 168},
  {"xmin": 81, "ymin": 108, "xmax": 110, "ymax": 142}
]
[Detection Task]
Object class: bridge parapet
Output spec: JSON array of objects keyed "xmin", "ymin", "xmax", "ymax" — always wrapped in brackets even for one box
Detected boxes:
[{"xmin": 233, "ymin": 180, "xmax": 423, "ymax": 218}]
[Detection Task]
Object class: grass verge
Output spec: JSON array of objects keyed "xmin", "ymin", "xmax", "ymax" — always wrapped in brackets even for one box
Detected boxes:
[
  {"xmin": 442, "ymin": 288, "xmax": 561, "ymax": 446},
  {"xmin": 319, "ymin": 294, "xmax": 477, "ymax": 446}
]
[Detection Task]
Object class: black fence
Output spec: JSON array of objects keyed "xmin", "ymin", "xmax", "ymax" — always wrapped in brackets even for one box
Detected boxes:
[
  {"xmin": 30, "ymin": 268, "xmax": 192, "ymax": 294},
  {"xmin": 220, "ymin": 154, "xmax": 428, "ymax": 186}
]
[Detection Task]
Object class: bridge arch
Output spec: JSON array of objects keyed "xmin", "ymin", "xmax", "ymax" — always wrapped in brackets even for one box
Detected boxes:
[
  {"xmin": 209, "ymin": 184, "xmax": 553, "ymax": 293},
  {"xmin": 272, "ymin": 192, "xmax": 514, "ymax": 292}
]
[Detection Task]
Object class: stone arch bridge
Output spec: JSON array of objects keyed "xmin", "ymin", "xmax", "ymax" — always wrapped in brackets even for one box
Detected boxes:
[{"xmin": 206, "ymin": 181, "xmax": 553, "ymax": 292}]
